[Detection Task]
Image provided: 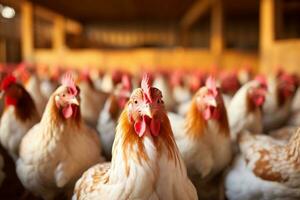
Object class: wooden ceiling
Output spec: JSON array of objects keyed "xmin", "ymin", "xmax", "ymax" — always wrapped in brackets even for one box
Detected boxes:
[{"xmin": 28, "ymin": 0, "xmax": 260, "ymax": 23}]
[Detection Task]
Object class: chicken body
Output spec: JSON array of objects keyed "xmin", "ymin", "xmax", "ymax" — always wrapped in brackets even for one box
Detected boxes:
[
  {"xmin": 226, "ymin": 129, "xmax": 300, "ymax": 200},
  {"xmin": 16, "ymin": 83, "xmax": 103, "ymax": 199},
  {"xmin": 73, "ymin": 78, "xmax": 197, "ymax": 200}
]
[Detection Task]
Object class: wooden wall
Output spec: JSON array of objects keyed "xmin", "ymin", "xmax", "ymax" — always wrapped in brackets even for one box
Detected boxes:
[
  {"xmin": 33, "ymin": 48, "xmax": 258, "ymax": 73},
  {"xmin": 260, "ymin": 0, "xmax": 300, "ymax": 74}
]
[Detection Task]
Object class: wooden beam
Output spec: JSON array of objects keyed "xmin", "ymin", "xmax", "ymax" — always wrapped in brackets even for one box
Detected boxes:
[
  {"xmin": 260, "ymin": 0, "xmax": 275, "ymax": 52},
  {"xmin": 53, "ymin": 15, "xmax": 66, "ymax": 51},
  {"xmin": 21, "ymin": 1, "xmax": 33, "ymax": 62},
  {"xmin": 210, "ymin": 0, "xmax": 223, "ymax": 58},
  {"xmin": 180, "ymin": 0, "xmax": 215, "ymax": 30}
]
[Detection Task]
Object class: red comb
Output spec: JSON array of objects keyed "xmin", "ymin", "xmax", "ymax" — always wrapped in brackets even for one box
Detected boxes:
[
  {"xmin": 61, "ymin": 73, "xmax": 78, "ymax": 96},
  {"xmin": 1, "ymin": 75, "xmax": 16, "ymax": 91},
  {"xmin": 255, "ymin": 75, "xmax": 267, "ymax": 89},
  {"xmin": 206, "ymin": 76, "xmax": 218, "ymax": 96},
  {"xmin": 122, "ymin": 74, "xmax": 132, "ymax": 91},
  {"xmin": 141, "ymin": 74, "xmax": 152, "ymax": 103}
]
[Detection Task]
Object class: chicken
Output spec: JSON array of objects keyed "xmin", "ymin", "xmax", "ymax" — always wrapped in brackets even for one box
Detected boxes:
[
  {"xmin": 0, "ymin": 75, "xmax": 39, "ymax": 160},
  {"xmin": 78, "ymin": 71, "xmax": 109, "ymax": 128},
  {"xmin": 73, "ymin": 75, "xmax": 197, "ymax": 200},
  {"xmin": 219, "ymin": 71, "xmax": 241, "ymax": 109},
  {"xmin": 16, "ymin": 74, "xmax": 104, "ymax": 200},
  {"xmin": 177, "ymin": 71, "xmax": 206, "ymax": 116},
  {"xmin": 153, "ymin": 72, "xmax": 176, "ymax": 111},
  {"xmin": 97, "ymin": 74, "xmax": 132, "ymax": 159},
  {"xmin": 171, "ymin": 71, "xmax": 192, "ymax": 104},
  {"xmin": 263, "ymin": 71, "xmax": 298, "ymax": 131},
  {"xmin": 25, "ymin": 74, "xmax": 48, "ymax": 115},
  {"xmin": 228, "ymin": 76, "xmax": 267, "ymax": 142},
  {"xmin": 225, "ymin": 129, "xmax": 300, "ymax": 200},
  {"xmin": 168, "ymin": 76, "xmax": 232, "ymax": 199},
  {"xmin": 13, "ymin": 64, "xmax": 48, "ymax": 115}
]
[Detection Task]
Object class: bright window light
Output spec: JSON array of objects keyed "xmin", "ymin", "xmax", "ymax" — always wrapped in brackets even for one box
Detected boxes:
[{"xmin": 2, "ymin": 6, "xmax": 15, "ymax": 19}]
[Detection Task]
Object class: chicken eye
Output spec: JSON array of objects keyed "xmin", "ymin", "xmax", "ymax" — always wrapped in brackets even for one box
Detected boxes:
[
  {"xmin": 62, "ymin": 94, "xmax": 66, "ymax": 97},
  {"xmin": 134, "ymin": 100, "xmax": 138, "ymax": 104}
]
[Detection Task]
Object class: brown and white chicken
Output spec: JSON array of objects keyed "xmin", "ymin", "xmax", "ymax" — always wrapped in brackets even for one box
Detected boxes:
[
  {"xmin": 263, "ymin": 71, "xmax": 298, "ymax": 131},
  {"xmin": 225, "ymin": 128, "xmax": 300, "ymax": 200},
  {"xmin": 0, "ymin": 75, "xmax": 39, "ymax": 160},
  {"xmin": 16, "ymin": 74, "xmax": 104, "ymax": 199},
  {"xmin": 73, "ymin": 75, "xmax": 197, "ymax": 200},
  {"xmin": 168, "ymin": 76, "xmax": 232, "ymax": 199},
  {"xmin": 228, "ymin": 76, "xmax": 268, "ymax": 142}
]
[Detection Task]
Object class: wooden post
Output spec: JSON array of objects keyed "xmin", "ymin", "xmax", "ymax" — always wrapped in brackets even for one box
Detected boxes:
[
  {"xmin": 260, "ymin": 0, "xmax": 275, "ymax": 71},
  {"xmin": 53, "ymin": 15, "xmax": 66, "ymax": 51},
  {"xmin": 21, "ymin": 1, "xmax": 33, "ymax": 62},
  {"xmin": 210, "ymin": 0, "xmax": 223, "ymax": 63}
]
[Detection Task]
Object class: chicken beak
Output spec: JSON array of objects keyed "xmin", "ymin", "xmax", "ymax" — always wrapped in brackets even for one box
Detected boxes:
[
  {"xmin": 204, "ymin": 96, "xmax": 217, "ymax": 107},
  {"xmin": 144, "ymin": 104, "xmax": 154, "ymax": 118},
  {"xmin": 69, "ymin": 96, "xmax": 79, "ymax": 106},
  {"xmin": 0, "ymin": 91, "xmax": 4, "ymax": 99}
]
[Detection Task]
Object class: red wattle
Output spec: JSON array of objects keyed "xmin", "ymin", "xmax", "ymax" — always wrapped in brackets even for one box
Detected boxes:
[
  {"xmin": 5, "ymin": 96, "xmax": 17, "ymax": 106},
  {"xmin": 134, "ymin": 117, "xmax": 147, "ymax": 137},
  {"xmin": 150, "ymin": 118, "xmax": 161, "ymax": 136},
  {"xmin": 62, "ymin": 105, "xmax": 73, "ymax": 119}
]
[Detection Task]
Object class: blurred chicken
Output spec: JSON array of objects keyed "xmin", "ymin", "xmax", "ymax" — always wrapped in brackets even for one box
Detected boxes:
[
  {"xmin": 219, "ymin": 71, "xmax": 241, "ymax": 109},
  {"xmin": 78, "ymin": 70, "xmax": 109, "ymax": 128},
  {"xmin": 171, "ymin": 70, "xmax": 192, "ymax": 104},
  {"xmin": 14, "ymin": 64, "xmax": 47, "ymax": 115},
  {"xmin": 153, "ymin": 72, "xmax": 176, "ymax": 111},
  {"xmin": 177, "ymin": 71, "xmax": 206, "ymax": 116},
  {"xmin": 16, "ymin": 74, "xmax": 104, "ymax": 199},
  {"xmin": 168, "ymin": 77, "xmax": 232, "ymax": 199},
  {"xmin": 226, "ymin": 129, "xmax": 300, "ymax": 200},
  {"xmin": 0, "ymin": 75, "xmax": 39, "ymax": 160},
  {"xmin": 97, "ymin": 74, "xmax": 132, "ymax": 159},
  {"xmin": 263, "ymin": 71, "xmax": 298, "ymax": 131},
  {"xmin": 73, "ymin": 75, "xmax": 197, "ymax": 200},
  {"xmin": 40, "ymin": 68, "xmax": 60, "ymax": 99},
  {"xmin": 228, "ymin": 76, "xmax": 267, "ymax": 142}
]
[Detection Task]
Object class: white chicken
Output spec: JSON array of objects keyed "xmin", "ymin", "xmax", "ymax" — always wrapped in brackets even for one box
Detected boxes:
[
  {"xmin": 73, "ymin": 75, "xmax": 197, "ymax": 200},
  {"xmin": 228, "ymin": 76, "xmax": 268, "ymax": 141},
  {"xmin": 16, "ymin": 74, "xmax": 104, "ymax": 199},
  {"xmin": 263, "ymin": 72, "xmax": 297, "ymax": 131}
]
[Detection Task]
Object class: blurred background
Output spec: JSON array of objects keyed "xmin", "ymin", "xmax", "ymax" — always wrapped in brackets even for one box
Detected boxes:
[{"xmin": 0, "ymin": 0, "xmax": 300, "ymax": 73}]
